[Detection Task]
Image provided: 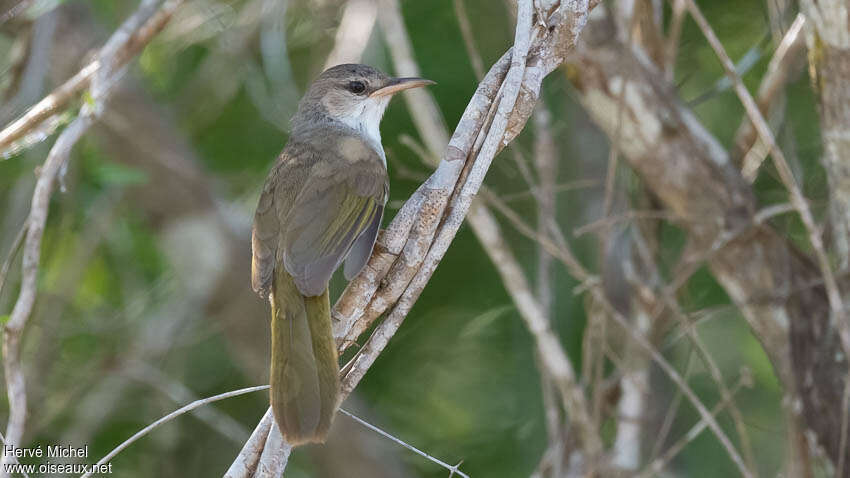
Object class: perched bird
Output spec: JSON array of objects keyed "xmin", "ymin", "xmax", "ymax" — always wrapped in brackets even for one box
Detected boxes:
[{"xmin": 251, "ymin": 64, "xmax": 434, "ymax": 445}]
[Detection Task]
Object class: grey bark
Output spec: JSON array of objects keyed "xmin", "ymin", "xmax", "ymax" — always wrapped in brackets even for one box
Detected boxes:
[{"xmin": 569, "ymin": 13, "xmax": 849, "ymax": 471}]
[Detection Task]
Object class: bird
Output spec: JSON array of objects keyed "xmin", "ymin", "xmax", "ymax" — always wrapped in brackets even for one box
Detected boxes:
[{"xmin": 251, "ymin": 64, "xmax": 434, "ymax": 445}]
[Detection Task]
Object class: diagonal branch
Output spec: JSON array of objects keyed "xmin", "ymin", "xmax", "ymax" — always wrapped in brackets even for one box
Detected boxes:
[
  {"xmin": 569, "ymin": 10, "xmax": 849, "ymax": 471},
  {"xmin": 679, "ymin": 0, "xmax": 850, "ymax": 363},
  {"xmin": 0, "ymin": 0, "xmax": 181, "ymax": 155},
  {"xmin": 226, "ymin": 0, "xmax": 597, "ymax": 475}
]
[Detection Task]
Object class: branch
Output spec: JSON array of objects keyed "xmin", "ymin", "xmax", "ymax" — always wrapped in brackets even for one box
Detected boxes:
[
  {"xmin": 338, "ymin": 409, "xmax": 470, "ymax": 478},
  {"xmin": 731, "ymin": 13, "xmax": 806, "ymax": 168},
  {"xmin": 81, "ymin": 385, "xmax": 268, "ymax": 478},
  {"xmin": 638, "ymin": 372, "xmax": 751, "ymax": 478},
  {"xmin": 0, "ymin": 0, "xmax": 181, "ymax": 155},
  {"xmin": 227, "ymin": 0, "xmax": 597, "ymax": 474},
  {"xmin": 1, "ymin": 1, "xmax": 183, "ymax": 474},
  {"xmin": 379, "ymin": 0, "xmax": 599, "ymax": 459},
  {"xmin": 800, "ymin": 0, "xmax": 850, "ymax": 270},
  {"xmin": 569, "ymin": 10, "xmax": 849, "ymax": 471},
  {"xmin": 680, "ymin": 0, "xmax": 849, "ymax": 362},
  {"xmin": 323, "ymin": 0, "xmax": 378, "ymax": 69}
]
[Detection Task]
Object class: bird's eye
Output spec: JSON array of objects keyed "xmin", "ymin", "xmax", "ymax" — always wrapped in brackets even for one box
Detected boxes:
[{"xmin": 348, "ymin": 81, "xmax": 366, "ymax": 94}]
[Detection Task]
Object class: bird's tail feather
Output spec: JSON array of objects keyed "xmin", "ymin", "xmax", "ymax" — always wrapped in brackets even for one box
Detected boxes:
[{"xmin": 269, "ymin": 269, "xmax": 339, "ymax": 445}]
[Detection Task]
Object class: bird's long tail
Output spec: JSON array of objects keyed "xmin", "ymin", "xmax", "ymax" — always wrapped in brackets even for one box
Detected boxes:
[{"xmin": 269, "ymin": 268, "xmax": 339, "ymax": 445}]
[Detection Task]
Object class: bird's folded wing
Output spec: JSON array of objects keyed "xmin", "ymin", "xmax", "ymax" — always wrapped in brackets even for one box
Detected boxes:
[
  {"xmin": 283, "ymin": 170, "xmax": 386, "ymax": 297},
  {"xmin": 252, "ymin": 161, "xmax": 287, "ymax": 298},
  {"xmin": 343, "ymin": 203, "xmax": 383, "ymax": 280}
]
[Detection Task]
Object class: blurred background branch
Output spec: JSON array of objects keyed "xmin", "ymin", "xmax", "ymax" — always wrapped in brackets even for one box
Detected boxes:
[{"xmin": 1, "ymin": 0, "xmax": 849, "ymax": 476}]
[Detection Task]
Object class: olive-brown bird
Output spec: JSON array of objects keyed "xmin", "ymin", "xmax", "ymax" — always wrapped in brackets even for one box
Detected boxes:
[{"xmin": 251, "ymin": 64, "xmax": 433, "ymax": 445}]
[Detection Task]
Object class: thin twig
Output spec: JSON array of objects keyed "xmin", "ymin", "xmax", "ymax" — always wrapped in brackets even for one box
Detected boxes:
[
  {"xmin": 323, "ymin": 0, "xmax": 378, "ymax": 69},
  {"xmin": 485, "ymin": 163, "xmax": 754, "ymax": 476},
  {"xmin": 637, "ymin": 373, "xmax": 750, "ymax": 477},
  {"xmin": 453, "ymin": 0, "xmax": 486, "ymax": 80},
  {"xmin": 231, "ymin": 0, "xmax": 597, "ymax": 474},
  {"xmin": 339, "ymin": 409, "xmax": 471, "ymax": 478},
  {"xmin": 733, "ymin": 13, "xmax": 805, "ymax": 166},
  {"xmin": 600, "ymin": 289, "xmax": 754, "ymax": 477},
  {"xmin": 0, "ymin": 222, "xmax": 26, "ymax": 298},
  {"xmin": 647, "ymin": 350, "xmax": 695, "ymax": 462},
  {"xmin": 0, "ymin": 0, "xmax": 182, "ymax": 155},
  {"xmin": 2, "ymin": 115, "xmax": 95, "ymax": 474},
  {"xmin": 1, "ymin": 2, "xmax": 184, "ymax": 474},
  {"xmin": 127, "ymin": 363, "xmax": 250, "ymax": 444},
  {"xmin": 81, "ymin": 385, "xmax": 269, "ymax": 478},
  {"xmin": 389, "ymin": 0, "xmax": 599, "ymax": 465},
  {"xmin": 223, "ymin": 409, "xmax": 274, "ymax": 478},
  {"xmin": 574, "ymin": 210, "xmax": 679, "ymax": 237},
  {"xmin": 680, "ymin": 0, "xmax": 850, "ymax": 366},
  {"xmin": 663, "ymin": 0, "xmax": 686, "ymax": 81}
]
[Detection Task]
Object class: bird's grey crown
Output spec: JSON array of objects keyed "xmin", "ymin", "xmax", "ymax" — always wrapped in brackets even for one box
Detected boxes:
[{"xmin": 316, "ymin": 63, "xmax": 389, "ymax": 82}]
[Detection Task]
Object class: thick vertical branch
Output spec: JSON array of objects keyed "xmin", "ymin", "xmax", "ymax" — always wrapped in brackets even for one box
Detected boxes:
[
  {"xmin": 568, "ymin": 13, "xmax": 849, "ymax": 471},
  {"xmin": 801, "ymin": 0, "xmax": 850, "ymax": 268}
]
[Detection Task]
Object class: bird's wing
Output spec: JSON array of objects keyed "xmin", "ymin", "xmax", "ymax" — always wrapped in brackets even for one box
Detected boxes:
[
  {"xmin": 252, "ymin": 161, "xmax": 286, "ymax": 298},
  {"xmin": 252, "ymin": 141, "xmax": 316, "ymax": 298},
  {"xmin": 343, "ymin": 203, "xmax": 383, "ymax": 280},
  {"xmin": 283, "ymin": 158, "xmax": 387, "ymax": 297}
]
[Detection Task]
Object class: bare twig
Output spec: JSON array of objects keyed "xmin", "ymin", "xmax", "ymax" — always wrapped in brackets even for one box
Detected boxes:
[
  {"xmin": 0, "ymin": 0, "xmax": 182, "ymax": 155},
  {"xmin": 663, "ymin": 0, "xmax": 686, "ymax": 81},
  {"xmin": 339, "ymin": 409, "xmax": 470, "ymax": 478},
  {"xmin": 0, "ymin": 222, "xmax": 26, "ymax": 298},
  {"xmin": 323, "ymin": 0, "xmax": 378, "ymax": 69},
  {"xmin": 127, "ymin": 363, "xmax": 250, "ymax": 444},
  {"xmin": 1, "ymin": 2, "xmax": 183, "ymax": 474},
  {"xmin": 0, "ymin": 10, "xmax": 57, "ymax": 125},
  {"xmin": 0, "ymin": 0, "xmax": 34, "ymax": 26},
  {"xmin": 647, "ymin": 350, "xmax": 695, "ymax": 462},
  {"xmin": 637, "ymin": 373, "xmax": 750, "ymax": 477},
  {"xmin": 574, "ymin": 210, "xmax": 678, "ymax": 237},
  {"xmin": 81, "ymin": 385, "xmax": 269, "ymax": 478},
  {"xmin": 453, "ymin": 0, "xmax": 486, "ymax": 80},
  {"xmin": 385, "ymin": 0, "xmax": 601, "ymax": 466},
  {"xmin": 601, "ymin": 288, "xmax": 754, "ymax": 477},
  {"xmin": 642, "ymin": 256, "xmax": 758, "ymax": 472},
  {"xmin": 231, "ymin": 0, "xmax": 597, "ymax": 474},
  {"xmin": 2, "ymin": 115, "xmax": 95, "ymax": 475},
  {"xmin": 252, "ymin": 424, "xmax": 291, "ymax": 478},
  {"xmin": 570, "ymin": 8, "xmax": 847, "ymax": 470},
  {"xmin": 375, "ymin": 0, "xmax": 449, "ymax": 154},
  {"xmin": 484, "ymin": 172, "xmax": 754, "ymax": 476},
  {"xmin": 732, "ymin": 13, "xmax": 806, "ymax": 167},
  {"xmin": 681, "ymin": 0, "xmax": 850, "ymax": 387},
  {"xmin": 532, "ymin": 103, "xmax": 563, "ymax": 474}
]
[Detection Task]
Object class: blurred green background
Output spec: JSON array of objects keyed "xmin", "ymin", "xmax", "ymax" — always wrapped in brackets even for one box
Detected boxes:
[{"xmin": 0, "ymin": 0, "xmax": 823, "ymax": 476}]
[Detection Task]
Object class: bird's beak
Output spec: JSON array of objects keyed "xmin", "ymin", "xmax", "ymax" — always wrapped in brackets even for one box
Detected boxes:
[{"xmin": 370, "ymin": 77, "xmax": 435, "ymax": 98}]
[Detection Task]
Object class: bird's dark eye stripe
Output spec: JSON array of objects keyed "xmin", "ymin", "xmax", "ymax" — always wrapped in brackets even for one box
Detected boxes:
[{"xmin": 348, "ymin": 81, "xmax": 366, "ymax": 94}]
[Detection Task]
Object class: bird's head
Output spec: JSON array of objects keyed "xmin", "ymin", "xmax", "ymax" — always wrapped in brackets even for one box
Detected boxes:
[{"xmin": 293, "ymin": 64, "xmax": 434, "ymax": 144}]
